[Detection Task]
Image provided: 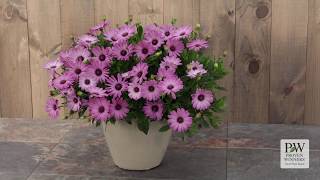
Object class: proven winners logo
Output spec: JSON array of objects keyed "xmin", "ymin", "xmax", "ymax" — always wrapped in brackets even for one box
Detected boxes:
[{"xmin": 280, "ymin": 139, "xmax": 309, "ymax": 169}]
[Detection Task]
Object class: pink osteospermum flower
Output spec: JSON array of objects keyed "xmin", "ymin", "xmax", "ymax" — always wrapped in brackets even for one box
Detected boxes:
[
  {"xmin": 135, "ymin": 41, "xmax": 156, "ymax": 61},
  {"xmin": 77, "ymin": 34, "xmax": 98, "ymax": 47},
  {"xmin": 128, "ymin": 83, "xmax": 142, "ymax": 100},
  {"xmin": 187, "ymin": 61, "xmax": 207, "ymax": 78},
  {"xmin": 46, "ymin": 98, "xmax": 60, "ymax": 119},
  {"xmin": 192, "ymin": 89, "xmax": 215, "ymax": 110},
  {"xmin": 118, "ymin": 24, "xmax": 136, "ymax": 40},
  {"xmin": 168, "ymin": 108, "xmax": 192, "ymax": 132},
  {"xmin": 173, "ymin": 26, "xmax": 192, "ymax": 39},
  {"xmin": 90, "ymin": 19, "xmax": 109, "ymax": 34},
  {"xmin": 160, "ymin": 25, "xmax": 176, "ymax": 40},
  {"xmin": 44, "ymin": 59, "xmax": 63, "ymax": 72},
  {"xmin": 129, "ymin": 62, "xmax": 148, "ymax": 83},
  {"xmin": 59, "ymin": 49, "xmax": 74, "ymax": 68},
  {"xmin": 67, "ymin": 95, "xmax": 81, "ymax": 111},
  {"xmin": 52, "ymin": 73, "xmax": 76, "ymax": 90},
  {"xmin": 159, "ymin": 76, "xmax": 183, "ymax": 99},
  {"xmin": 68, "ymin": 60, "xmax": 88, "ymax": 77},
  {"xmin": 111, "ymin": 97, "xmax": 129, "ymax": 120},
  {"xmin": 163, "ymin": 56, "xmax": 182, "ymax": 66},
  {"xmin": 79, "ymin": 74, "xmax": 98, "ymax": 91},
  {"xmin": 166, "ymin": 39, "xmax": 184, "ymax": 57},
  {"xmin": 88, "ymin": 98, "xmax": 111, "ymax": 121},
  {"xmin": 144, "ymin": 29, "xmax": 164, "ymax": 49},
  {"xmin": 91, "ymin": 46, "xmax": 112, "ymax": 64},
  {"xmin": 112, "ymin": 40, "xmax": 133, "ymax": 61},
  {"xmin": 160, "ymin": 60, "xmax": 178, "ymax": 73},
  {"xmin": 104, "ymin": 28, "xmax": 120, "ymax": 44},
  {"xmin": 106, "ymin": 74, "xmax": 128, "ymax": 97},
  {"xmin": 87, "ymin": 87, "xmax": 107, "ymax": 98},
  {"xmin": 141, "ymin": 80, "xmax": 161, "ymax": 101},
  {"xmin": 71, "ymin": 47, "xmax": 91, "ymax": 62},
  {"xmin": 86, "ymin": 60, "xmax": 109, "ymax": 82},
  {"xmin": 143, "ymin": 100, "xmax": 164, "ymax": 121},
  {"xmin": 187, "ymin": 39, "xmax": 208, "ymax": 52},
  {"xmin": 156, "ymin": 67, "xmax": 176, "ymax": 81}
]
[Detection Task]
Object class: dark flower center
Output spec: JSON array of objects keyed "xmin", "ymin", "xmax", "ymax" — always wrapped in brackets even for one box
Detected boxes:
[
  {"xmin": 51, "ymin": 66, "xmax": 56, "ymax": 69},
  {"xmin": 165, "ymin": 31, "xmax": 170, "ymax": 36},
  {"xmin": 75, "ymin": 68, "xmax": 82, "ymax": 74},
  {"xmin": 99, "ymin": 54, "xmax": 106, "ymax": 61},
  {"xmin": 111, "ymin": 37, "xmax": 117, "ymax": 41},
  {"xmin": 152, "ymin": 39, "xmax": 158, "ymax": 45},
  {"xmin": 151, "ymin": 105, "xmax": 159, "ymax": 112},
  {"xmin": 198, "ymin": 94, "xmax": 205, "ymax": 101},
  {"xmin": 180, "ymin": 32, "xmax": 186, "ymax": 36},
  {"xmin": 148, "ymin": 86, "xmax": 155, "ymax": 92},
  {"xmin": 195, "ymin": 44, "xmax": 200, "ymax": 47},
  {"xmin": 98, "ymin": 106, "xmax": 105, "ymax": 113},
  {"xmin": 192, "ymin": 66, "xmax": 197, "ymax": 70},
  {"xmin": 167, "ymin": 85, "xmax": 174, "ymax": 90},
  {"xmin": 165, "ymin": 65, "xmax": 170, "ymax": 70},
  {"xmin": 115, "ymin": 83, "xmax": 122, "ymax": 90},
  {"xmin": 137, "ymin": 71, "xmax": 143, "ymax": 78},
  {"xmin": 60, "ymin": 80, "xmax": 67, "ymax": 84},
  {"xmin": 177, "ymin": 117, "xmax": 184, "ymax": 124},
  {"xmin": 170, "ymin": 46, "xmax": 176, "ymax": 51},
  {"xmin": 95, "ymin": 69, "xmax": 103, "ymax": 76},
  {"xmin": 115, "ymin": 104, "xmax": 122, "ymax": 110},
  {"xmin": 73, "ymin": 98, "xmax": 78, "ymax": 103},
  {"xmin": 77, "ymin": 56, "xmax": 84, "ymax": 61},
  {"xmin": 134, "ymin": 87, "xmax": 140, "ymax": 92},
  {"xmin": 120, "ymin": 50, "xmax": 127, "ymax": 56},
  {"xmin": 122, "ymin": 32, "xmax": 128, "ymax": 37},
  {"xmin": 53, "ymin": 104, "xmax": 57, "ymax": 110},
  {"xmin": 142, "ymin": 48, "xmax": 148, "ymax": 54},
  {"xmin": 84, "ymin": 79, "xmax": 91, "ymax": 85}
]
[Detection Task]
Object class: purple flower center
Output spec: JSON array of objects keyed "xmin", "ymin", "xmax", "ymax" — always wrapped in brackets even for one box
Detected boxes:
[
  {"xmin": 152, "ymin": 39, "xmax": 158, "ymax": 45},
  {"xmin": 137, "ymin": 71, "xmax": 143, "ymax": 78},
  {"xmin": 151, "ymin": 105, "xmax": 159, "ymax": 112},
  {"xmin": 73, "ymin": 98, "xmax": 78, "ymax": 103},
  {"xmin": 111, "ymin": 37, "xmax": 117, "ymax": 41},
  {"xmin": 122, "ymin": 32, "xmax": 128, "ymax": 37},
  {"xmin": 115, "ymin": 83, "xmax": 122, "ymax": 90},
  {"xmin": 165, "ymin": 65, "xmax": 170, "ymax": 70},
  {"xmin": 60, "ymin": 80, "xmax": 67, "ymax": 84},
  {"xmin": 142, "ymin": 48, "xmax": 149, "ymax": 54},
  {"xmin": 170, "ymin": 46, "xmax": 176, "ymax": 52},
  {"xmin": 84, "ymin": 79, "xmax": 91, "ymax": 85},
  {"xmin": 77, "ymin": 56, "xmax": 84, "ymax": 61},
  {"xmin": 177, "ymin": 117, "xmax": 184, "ymax": 124},
  {"xmin": 180, "ymin": 32, "xmax": 186, "ymax": 36},
  {"xmin": 98, "ymin": 106, "xmax": 105, "ymax": 113},
  {"xmin": 192, "ymin": 66, "xmax": 198, "ymax": 70},
  {"xmin": 148, "ymin": 86, "xmax": 155, "ymax": 92},
  {"xmin": 95, "ymin": 69, "xmax": 103, "ymax": 76},
  {"xmin": 75, "ymin": 68, "xmax": 82, "ymax": 74},
  {"xmin": 167, "ymin": 85, "xmax": 174, "ymax": 90},
  {"xmin": 134, "ymin": 87, "xmax": 140, "ymax": 92},
  {"xmin": 99, "ymin": 54, "xmax": 106, "ymax": 61},
  {"xmin": 198, "ymin": 94, "xmax": 205, "ymax": 101},
  {"xmin": 53, "ymin": 104, "xmax": 57, "ymax": 110},
  {"xmin": 195, "ymin": 44, "xmax": 200, "ymax": 47},
  {"xmin": 165, "ymin": 31, "xmax": 170, "ymax": 36},
  {"xmin": 51, "ymin": 66, "xmax": 56, "ymax": 69},
  {"xmin": 120, "ymin": 50, "xmax": 127, "ymax": 56},
  {"xmin": 115, "ymin": 104, "xmax": 122, "ymax": 110}
]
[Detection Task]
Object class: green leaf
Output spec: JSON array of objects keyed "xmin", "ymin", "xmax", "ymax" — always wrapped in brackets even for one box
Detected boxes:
[
  {"xmin": 159, "ymin": 124, "xmax": 170, "ymax": 132},
  {"xmin": 212, "ymin": 97, "xmax": 226, "ymax": 112},
  {"xmin": 137, "ymin": 117, "xmax": 149, "ymax": 135},
  {"xmin": 50, "ymin": 89, "xmax": 60, "ymax": 97}
]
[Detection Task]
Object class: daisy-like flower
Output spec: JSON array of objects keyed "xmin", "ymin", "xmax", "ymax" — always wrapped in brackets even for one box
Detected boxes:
[
  {"xmin": 163, "ymin": 56, "xmax": 182, "ymax": 66},
  {"xmin": 144, "ymin": 24, "xmax": 159, "ymax": 33},
  {"xmin": 77, "ymin": 34, "xmax": 98, "ymax": 47},
  {"xmin": 87, "ymin": 87, "xmax": 107, "ymax": 98},
  {"xmin": 144, "ymin": 30, "xmax": 164, "ymax": 49},
  {"xmin": 118, "ymin": 24, "xmax": 136, "ymax": 40},
  {"xmin": 67, "ymin": 95, "xmax": 81, "ymax": 111},
  {"xmin": 104, "ymin": 28, "xmax": 120, "ymax": 44},
  {"xmin": 129, "ymin": 62, "xmax": 148, "ymax": 83},
  {"xmin": 191, "ymin": 89, "xmax": 214, "ymax": 110},
  {"xmin": 187, "ymin": 61, "xmax": 207, "ymax": 78},
  {"xmin": 91, "ymin": 46, "xmax": 111, "ymax": 64},
  {"xmin": 90, "ymin": 19, "xmax": 109, "ymax": 34},
  {"xmin": 143, "ymin": 101, "xmax": 164, "ymax": 121},
  {"xmin": 128, "ymin": 83, "xmax": 142, "ymax": 100},
  {"xmin": 173, "ymin": 26, "xmax": 192, "ymax": 39},
  {"xmin": 112, "ymin": 40, "xmax": 133, "ymax": 61},
  {"xmin": 135, "ymin": 41, "xmax": 156, "ymax": 60},
  {"xmin": 160, "ymin": 25, "xmax": 176, "ymax": 40},
  {"xmin": 111, "ymin": 97, "xmax": 129, "ymax": 120},
  {"xmin": 68, "ymin": 60, "xmax": 88, "ymax": 77},
  {"xmin": 79, "ymin": 74, "xmax": 98, "ymax": 91},
  {"xmin": 71, "ymin": 47, "xmax": 91, "ymax": 62},
  {"xmin": 86, "ymin": 60, "xmax": 109, "ymax": 82},
  {"xmin": 52, "ymin": 73, "xmax": 76, "ymax": 90},
  {"xmin": 159, "ymin": 76, "xmax": 183, "ymax": 99},
  {"xmin": 44, "ymin": 59, "xmax": 63, "ymax": 72},
  {"xmin": 141, "ymin": 80, "xmax": 161, "ymax": 101},
  {"xmin": 166, "ymin": 39, "xmax": 184, "ymax": 57},
  {"xmin": 168, "ymin": 108, "xmax": 192, "ymax": 132},
  {"xmin": 106, "ymin": 74, "xmax": 128, "ymax": 97},
  {"xmin": 160, "ymin": 60, "xmax": 178, "ymax": 73},
  {"xmin": 88, "ymin": 97, "xmax": 111, "ymax": 121},
  {"xmin": 187, "ymin": 39, "xmax": 208, "ymax": 52},
  {"xmin": 46, "ymin": 98, "xmax": 60, "ymax": 119},
  {"xmin": 59, "ymin": 49, "xmax": 74, "ymax": 68},
  {"xmin": 156, "ymin": 67, "xmax": 175, "ymax": 80}
]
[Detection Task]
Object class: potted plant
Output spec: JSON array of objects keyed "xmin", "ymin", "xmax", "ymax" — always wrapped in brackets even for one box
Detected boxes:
[{"xmin": 45, "ymin": 18, "xmax": 227, "ymax": 170}]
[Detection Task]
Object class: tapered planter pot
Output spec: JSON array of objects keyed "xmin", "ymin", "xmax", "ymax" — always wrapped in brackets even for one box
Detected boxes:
[{"xmin": 102, "ymin": 120, "xmax": 172, "ymax": 170}]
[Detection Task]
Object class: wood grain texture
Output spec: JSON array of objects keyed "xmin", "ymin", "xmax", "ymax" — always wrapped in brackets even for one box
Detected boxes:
[
  {"xmin": 0, "ymin": 0, "xmax": 32, "ymax": 117},
  {"xmin": 27, "ymin": 0, "xmax": 61, "ymax": 118},
  {"xmin": 163, "ymin": 0, "xmax": 200, "ymax": 26},
  {"xmin": 129, "ymin": 0, "xmax": 163, "ymax": 25},
  {"xmin": 94, "ymin": 0, "xmax": 128, "ymax": 26},
  {"xmin": 270, "ymin": 0, "xmax": 308, "ymax": 124},
  {"xmin": 60, "ymin": 0, "xmax": 94, "ymax": 48},
  {"xmin": 200, "ymin": 0, "xmax": 235, "ymax": 123},
  {"xmin": 305, "ymin": 0, "xmax": 320, "ymax": 125},
  {"xmin": 234, "ymin": 0, "xmax": 271, "ymax": 123}
]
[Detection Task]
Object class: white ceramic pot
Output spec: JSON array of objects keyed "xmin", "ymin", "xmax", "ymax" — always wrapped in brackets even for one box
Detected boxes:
[{"xmin": 102, "ymin": 120, "xmax": 172, "ymax": 170}]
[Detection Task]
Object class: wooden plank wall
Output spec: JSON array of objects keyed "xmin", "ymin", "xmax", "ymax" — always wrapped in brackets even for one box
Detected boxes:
[{"xmin": 0, "ymin": 0, "xmax": 318, "ymax": 125}]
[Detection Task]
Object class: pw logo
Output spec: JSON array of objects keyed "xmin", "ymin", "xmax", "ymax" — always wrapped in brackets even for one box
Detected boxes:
[{"xmin": 285, "ymin": 142, "xmax": 305, "ymax": 153}]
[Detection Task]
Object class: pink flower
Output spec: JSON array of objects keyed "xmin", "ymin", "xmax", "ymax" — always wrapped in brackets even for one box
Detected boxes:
[
  {"xmin": 68, "ymin": 60, "xmax": 88, "ymax": 77},
  {"xmin": 70, "ymin": 47, "xmax": 91, "ymax": 62},
  {"xmin": 160, "ymin": 25, "xmax": 176, "ymax": 40},
  {"xmin": 46, "ymin": 98, "xmax": 59, "ymax": 119},
  {"xmin": 143, "ymin": 101, "xmax": 164, "ymax": 121},
  {"xmin": 88, "ymin": 98, "xmax": 111, "ymax": 121},
  {"xmin": 192, "ymin": 89, "xmax": 214, "ymax": 110},
  {"xmin": 141, "ymin": 80, "xmax": 161, "ymax": 101},
  {"xmin": 86, "ymin": 60, "xmax": 109, "ymax": 82},
  {"xmin": 166, "ymin": 39, "xmax": 184, "ymax": 57},
  {"xmin": 79, "ymin": 74, "xmax": 98, "ymax": 91},
  {"xmin": 91, "ymin": 46, "xmax": 112, "ymax": 64},
  {"xmin": 159, "ymin": 76, "xmax": 183, "ymax": 99},
  {"xmin": 168, "ymin": 108, "xmax": 192, "ymax": 132},
  {"xmin": 90, "ymin": 19, "xmax": 109, "ymax": 34},
  {"xmin": 44, "ymin": 59, "xmax": 63, "ymax": 72},
  {"xmin": 187, "ymin": 61, "xmax": 207, "ymax": 78},
  {"xmin": 173, "ymin": 26, "xmax": 192, "ymax": 39},
  {"xmin": 135, "ymin": 41, "xmax": 156, "ymax": 60},
  {"xmin": 118, "ymin": 24, "xmax": 136, "ymax": 40},
  {"xmin": 111, "ymin": 97, "xmax": 129, "ymax": 120},
  {"xmin": 128, "ymin": 83, "xmax": 142, "ymax": 100},
  {"xmin": 106, "ymin": 74, "xmax": 128, "ymax": 97},
  {"xmin": 163, "ymin": 56, "xmax": 182, "ymax": 66},
  {"xmin": 187, "ymin": 39, "xmax": 208, "ymax": 51},
  {"xmin": 144, "ymin": 29, "xmax": 164, "ymax": 49},
  {"xmin": 77, "ymin": 34, "xmax": 98, "ymax": 47},
  {"xmin": 129, "ymin": 62, "xmax": 148, "ymax": 83},
  {"xmin": 87, "ymin": 87, "xmax": 107, "ymax": 98},
  {"xmin": 104, "ymin": 28, "xmax": 120, "ymax": 44},
  {"xmin": 112, "ymin": 40, "xmax": 133, "ymax": 61},
  {"xmin": 52, "ymin": 73, "xmax": 76, "ymax": 90},
  {"xmin": 67, "ymin": 95, "xmax": 81, "ymax": 111}
]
